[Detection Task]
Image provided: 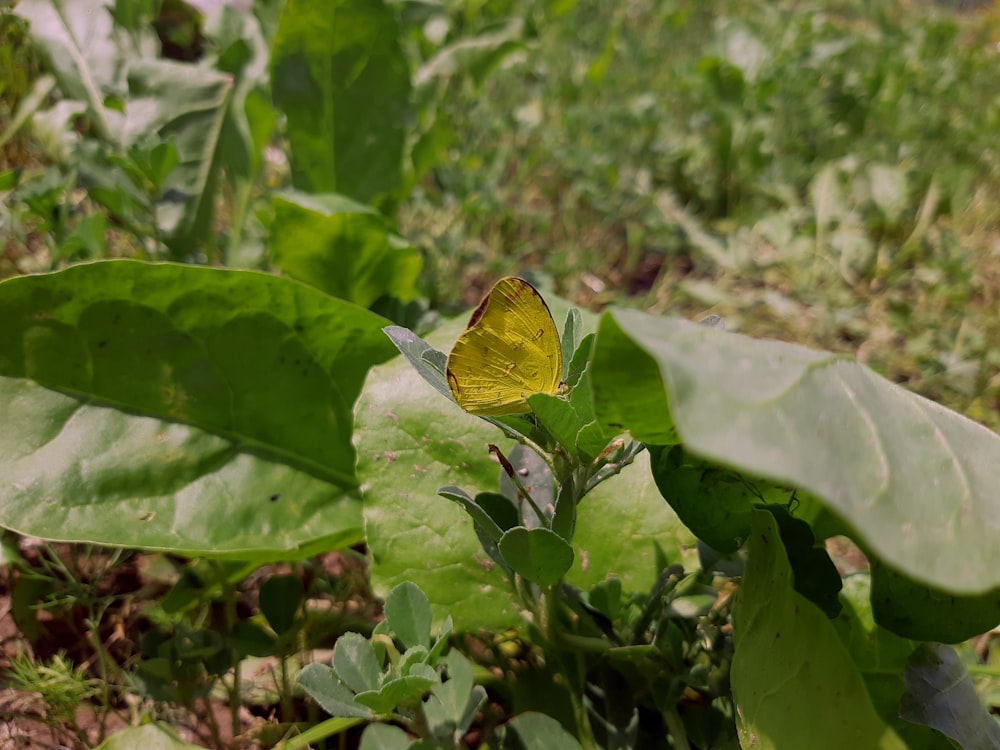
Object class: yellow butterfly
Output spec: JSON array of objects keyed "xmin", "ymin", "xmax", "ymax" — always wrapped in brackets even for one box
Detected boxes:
[{"xmin": 447, "ymin": 277, "xmax": 563, "ymax": 416}]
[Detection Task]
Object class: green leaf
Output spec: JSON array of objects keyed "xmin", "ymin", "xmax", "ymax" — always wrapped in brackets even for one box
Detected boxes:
[
  {"xmin": 383, "ymin": 582, "xmax": 432, "ymax": 650},
  {"xmin": 205, "ymin": 7, "xmax": 275, "ymax": 176},
  {"xmin": 425, "ymin": 652, "xmax": 486, "ymax": 743},
  {"xmin": 158, "ymin": 559, "xmax": 257, "ymax": 616},
  {"xmin": 297, "ymin": 663, "xmax": 372, "ymax": 719},
  {"xmin": 833, "ymin": 575, "xmax": 956, "ymax": 749},
  {"xmin": 440, "ymin": 651, "xmax": 474, "ymax": 703},
  {"xmin": 586, "ymin": 578, "xmax": 623, "ymax": 620},
  {"xmin": 359, "ymin": 723, "xmax": 413, "ymax": 750},
  {"xmin": 763, "ymin": 505, "xmax": 842, "ymax": 619},
  {"xmin": 474, "ymin": 492, "xmax": 522, "ymax": 533},
  {"xmin": 359, "ymin": 305, "xmax": 695, "ymax": 630},
  {"xmin": 732, "ymin": 511, "xmax": 907, "ymax": 749},
  {"xmin": 550, "ymin": 479, "xmax": 577, "ymax": 543},
  {"xmin": 11, "ymin": 574, "xmax": 50, "ymax": 644},
  {"xmin": 504, "ymin": 712, "xmax": 583, "ymax": 750},
  {"xmin": 333, "ymin": 632, "xmax": 381, "ymax": 695},
  {"xmin": 589, "ymin": 314, "xmax": 678, "ymax": 446},
  {"xmin": 870, "ymin": 560, "xmax": 1000, "ymax": 643},
  {"xmin": 414, "ymin": 17, "xmax": 527, "ymax": 90},
  {"xmin": 410, "ymin": 114, "xmax": 452, "ymax": 186},
  {"xmin": 560, "ymin": 308, "xmax": 584, "ymax": 378},
  {"xmin": 57, "ymin": 212, "xmax": 109, "ymax": 262},
  {"xmin": 408, "ymin": 662, "xmax": 437, "ymax": 682},
  {"xmin": 92, "ymin": 722, "xmax": 206, "ymax": 750},
  {"xmin": 0, "ymin": 168, "xmax": 21, "ymax": 192},
  {"xmin": 591, "ymin": 308, "xmax": 1000, "ymax": 596},
  {"xmin": 228, "ymin": 621, "xmax": 276, "ymax": 659},
  {"xmin": 18, "ymin": 0, "xmax": 242, "ymax": 256},
  {"xmin": 354, "ymin": 673, "xmax": 437, "ymax": 714},
  {"xmin": 575, "ymin": 421, "xmax": 613, "ymax": 462},
  {"xmin": 438, "ymin": 487, "xmax": 505, "ymax": 544},
  {"xmin": 398, "ymin": 646, "xmax": 429, "ymax": 676},
  {"xmin": 527, "ymin": 391, "xmax": 591, "ymax": 460},
  {"xmin": 0, "ymin": 75, "xmax": 56, "ymax": 153},
  {"xmin": 0, "ymin": 260, "xmax": 394, "ymax": 555},
  {"xmin": 271, "ymin": 191, "xmax": 421, "ymax": 306},
  {"xmin": 382, "ymin": 326, "xmax": 452, "ymax": 401},
  {"xmin": 467, "ymin": 490, "xmax": 521, "ymax": 575},
  {"xmin": 900, "ymin": 643, "xmax": 1000, "ymax": 748},
  {"xmin": 426, "ymin": 683, "xmax": 488, "ymax": 743},
  {"xmin": 426, "ymin": 617, "xmax": 452, "ymax": 667},
  {"xmin": 499, "ymin": 444, "xmax": 555, "ymax": 528},
  {"xmin": 258, "ymin": 575, "xmax": 304, "ymax": 636},
  {"xmin": 271, "ymin": 0, "xmax": 411, "ymax": 203},
  {"xmin": 122, "ymin": 59, "xmax": 235, "ymax": 250},
  {"xmin": 14, "ymin": 0, "xmax": 125, "ymax": 140},
  {"xmin": 498, "ymin": 527, "xmax": 574, "ymax": 587},
  {"xmin": 648, "ymin": 444, "xmax": 755, "ymax": 553}
]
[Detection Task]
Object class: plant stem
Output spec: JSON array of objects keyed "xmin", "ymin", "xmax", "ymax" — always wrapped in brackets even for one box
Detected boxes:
[
  {"xmin": 279, "ymin": 655, "xmax": 292, "ymax": 724},
  {"xmin": 225, "ymin": 179, "xmax": 255, "ymax": 264},
  {"xmin": 213, "ymin": 561, "xmax": 243, "ymax": 740},
  {"xmin": 664, "ymin": 708, "xmax": 692, "ymax": 750},
  {"xmin": 540, "ymin": 588, "xmax": 598, "ymax": 750}
]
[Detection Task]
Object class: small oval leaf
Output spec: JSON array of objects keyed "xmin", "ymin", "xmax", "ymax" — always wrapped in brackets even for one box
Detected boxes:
[{"xmin": 498, "ymin": 527, "xmax": 574, "ymax": 587}]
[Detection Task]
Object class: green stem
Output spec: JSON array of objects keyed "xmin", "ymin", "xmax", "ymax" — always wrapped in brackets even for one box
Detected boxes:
[
  {"xmin": 664, "ymin": 708, "xmax": 692, "ymax": 750},
  {"xmin": 518, "ymin": 483, "xmax": 549, "ymax": 528},
  {"xmin": 279, "ymin": 655, "xmax": 292, "ymax": 724},
  {"xmin": 225, "ymin": 179, "xmax": 255, "ymax": 264},
  {"xmin": 485, "ymin": 418, "xmax": 560, "ymax": 476},
  {"xmin": 492, "ymin": 445, "xmax": 550, "ymax": 526},
  {"xmin": 584, "ymin": 441, "xmax": 644, "ymax": 494},
  {"xmin": 84, "ymin": 600, "xmax": 116, "ymax": 743},
  {"xmin": 202, "ymin": 695, "xmax": 224, "ymax": 750},
  {"xmin": 212, "ymin": 561, "xmax": 242, "ymax": 740},
  {"xmin": 541, "ymin": 588, "xmax": 598, "ymax": 750}
]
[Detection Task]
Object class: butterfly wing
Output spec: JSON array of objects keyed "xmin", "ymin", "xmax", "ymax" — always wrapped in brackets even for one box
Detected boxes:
[{"xmin": 447, "ymin": 277, "xmax": 563, "ymax": 416}]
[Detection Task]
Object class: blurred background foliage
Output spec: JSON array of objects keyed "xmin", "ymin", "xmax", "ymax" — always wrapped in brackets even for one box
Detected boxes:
[{"xmin": 398, "ymin": 0, "xmax": 1000, "ymax": 433}]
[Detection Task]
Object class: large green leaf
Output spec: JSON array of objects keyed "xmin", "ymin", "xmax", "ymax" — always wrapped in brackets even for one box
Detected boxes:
[
  {"xmin": 900, "ymin": 642, "xmax": 1000, "ymax": 748},
  {"xmin": 203, "ymin": 6, "xmax": 277, "ymax": 265},
  {"xmin": 870, "ymin": 560, "xmax": 1000, "ymax": 644},
  {"xmin": 271, "ymin": 0, "xmax": 411, "ymax": 203},
  {"xmin": 647, "ymin": 444, "xmax": 757, "ymax": 553},
  {"xmin": 357, "ymin": 307, "xmax": 695, "ymax": 631},
  {"xmin": 13, "ymin": 0, "xmax": 129, "ymax": 140},
  {"xmin": 732, "ymin": 511, "xmax": 907, "ymax": 749},
  {"xmin": 205, "ymin": 5, "xmax": 275, "ymax": 179},
  {"xmin": 590, "ymin": 309, "xmax": 1000, "ymax": 596},
  {"xmin": 834, "ymin": 575, "xmax": 972, "ymax": 749},
  {"xmin": 0, "ymin": 261, "xmax": 394, "ymax": 555},
  {"xmin": 122, "ymin": 60, "xmax": 234, "ymax": 249},
  {"xmin": 270, "ymin": 191, "xmax": 421, "ymax": 306}
]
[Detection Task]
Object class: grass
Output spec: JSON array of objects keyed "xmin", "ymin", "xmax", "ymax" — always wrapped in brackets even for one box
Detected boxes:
[{"xmin": 401, "ymin": 0, "xmax": 1000, "ymax": 430}]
